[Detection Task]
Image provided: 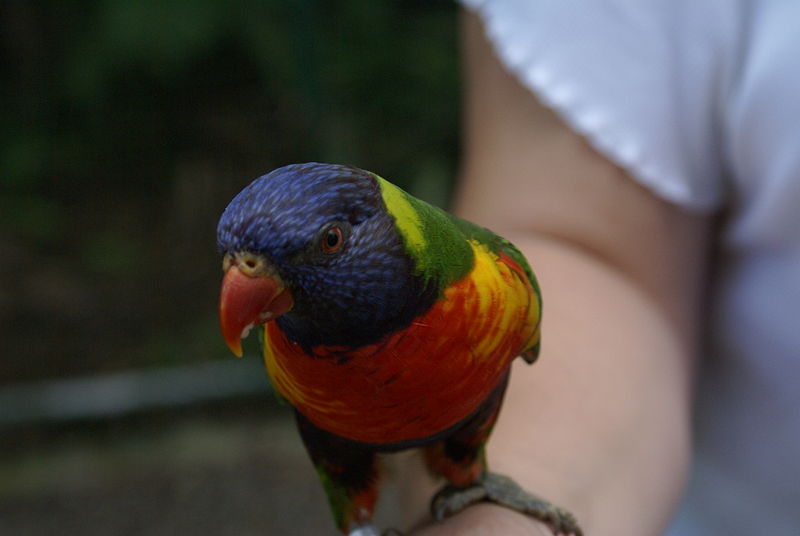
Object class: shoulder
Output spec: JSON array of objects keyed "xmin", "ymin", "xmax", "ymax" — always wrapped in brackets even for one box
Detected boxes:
[{"xmin": 461, "ymin": 0, "xmax": 745, "ymax": 211}]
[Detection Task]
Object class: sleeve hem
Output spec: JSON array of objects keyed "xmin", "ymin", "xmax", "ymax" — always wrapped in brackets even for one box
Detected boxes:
[{"xmin": 465, "ymin": 0, "xmax": 722, "ymax": 212}]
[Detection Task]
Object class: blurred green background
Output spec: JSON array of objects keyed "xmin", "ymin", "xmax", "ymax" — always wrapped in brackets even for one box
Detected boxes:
[{"xmin": 1, "ymin": 1, "xmax": 460, "ymax": 534}]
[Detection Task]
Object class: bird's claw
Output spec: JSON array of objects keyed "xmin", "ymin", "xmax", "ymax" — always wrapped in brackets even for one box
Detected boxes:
[
  {"xmin": 347, "ymin": 523, "xmax": 381, "ymax": 536},
  {"xmin": 346, "ymin": 523, "xmax": 404, "ymax": 536},
  {"xmin": 430, "ymin": 472, "xmax": 583, "ymax": 536}
]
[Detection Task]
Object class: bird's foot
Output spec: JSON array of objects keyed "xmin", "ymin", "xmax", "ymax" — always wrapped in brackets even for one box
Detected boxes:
[
  {"xmin": 346, "ymin": 523, "xmax": 404, "ymax": 536},
  {"xmin": 347, "ymin": 523, "xmax": 380, "ymax": 536},
  {"xmin": 430, "ymin": 472, "xmax": 582, "ymax": 536}
]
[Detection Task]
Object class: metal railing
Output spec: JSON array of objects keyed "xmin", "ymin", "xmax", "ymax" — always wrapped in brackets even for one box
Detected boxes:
[{"xmin": 0, "ymin": 358, "xmax": 273, "ymax": 427}]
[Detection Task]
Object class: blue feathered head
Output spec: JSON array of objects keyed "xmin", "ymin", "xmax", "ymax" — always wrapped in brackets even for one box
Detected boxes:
[{"xmin": 217, "ymin": 163, "xmax": 435, "ymax": 350}]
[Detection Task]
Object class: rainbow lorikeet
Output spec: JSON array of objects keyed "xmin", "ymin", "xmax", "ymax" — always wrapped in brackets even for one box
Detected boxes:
[{"xmin": 217, "ymin": 163, "xmax": 581, "ymax": 536}]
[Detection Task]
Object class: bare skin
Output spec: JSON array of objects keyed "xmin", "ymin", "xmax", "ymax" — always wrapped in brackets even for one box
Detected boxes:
[{"xmin": 411, "ymin": 11, "xmax": 711, "ymax": 536}]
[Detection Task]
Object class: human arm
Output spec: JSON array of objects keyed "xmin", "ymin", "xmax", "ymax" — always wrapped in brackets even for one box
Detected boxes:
[{"xmin": 413, "ymin": 11, "xmax": 711, "ymax": 535}]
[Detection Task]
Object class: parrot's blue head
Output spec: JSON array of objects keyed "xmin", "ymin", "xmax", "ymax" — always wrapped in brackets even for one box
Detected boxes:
[
  {"xmin": 217, "ymin": 163, "xmax": 435, "ymax": 351},
  {"xmin": 217, "ymin": 163, "xmax": 380, "ymax": 259}
]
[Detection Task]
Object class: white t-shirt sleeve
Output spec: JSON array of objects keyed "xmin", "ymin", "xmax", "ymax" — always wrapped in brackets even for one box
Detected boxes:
[{"xmin": 463, "ymin": 0, "xmax": 742, "ymax": 211}]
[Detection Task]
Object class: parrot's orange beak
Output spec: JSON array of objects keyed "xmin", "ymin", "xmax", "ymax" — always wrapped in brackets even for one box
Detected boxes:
[{"xmin": 219, "ymin": 263, "xmax": 293, "ymax": 357}]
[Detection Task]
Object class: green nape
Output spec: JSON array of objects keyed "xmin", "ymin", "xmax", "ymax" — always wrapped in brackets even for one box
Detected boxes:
[{"xmin": 374, "ymin": 175, "xmax": 474, "ymax": 294}]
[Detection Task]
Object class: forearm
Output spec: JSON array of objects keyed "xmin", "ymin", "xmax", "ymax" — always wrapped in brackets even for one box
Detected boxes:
[{"xmin": 416, "ymin": 233, "xmax": 693, "ymax": 535}]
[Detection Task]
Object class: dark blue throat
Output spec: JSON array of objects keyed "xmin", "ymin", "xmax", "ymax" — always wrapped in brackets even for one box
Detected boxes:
[{"xmin": 276, "ymin": 269, "xmax": 438, "ymax": 351}]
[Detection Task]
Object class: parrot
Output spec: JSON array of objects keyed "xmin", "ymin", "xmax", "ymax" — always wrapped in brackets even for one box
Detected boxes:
[{"xmin": 216, "ymin": 163, "xmax": 581, "ymax": 536}]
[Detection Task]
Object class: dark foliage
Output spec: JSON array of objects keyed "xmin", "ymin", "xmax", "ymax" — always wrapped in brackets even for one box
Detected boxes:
[{"xmin": 0, "ymin": 0, "xmax": 460, "ymax": 382}]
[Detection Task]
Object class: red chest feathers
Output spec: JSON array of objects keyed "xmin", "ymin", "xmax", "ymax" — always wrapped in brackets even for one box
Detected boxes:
[{"xmin": 262, "ymin": 243, "xmax": 540, "ymax": 444}]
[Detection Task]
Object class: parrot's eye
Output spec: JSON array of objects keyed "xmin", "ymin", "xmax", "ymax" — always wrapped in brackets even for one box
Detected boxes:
[
  {"xmin": 320, "ymin": 225, "xmax": 345, "ymax": 254},
  {"xmin": 322, "ymin": 227, "xmax": 343, "ymax": 252}
]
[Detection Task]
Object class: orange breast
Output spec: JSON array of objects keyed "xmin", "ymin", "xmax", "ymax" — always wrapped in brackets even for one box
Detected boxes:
[{"xmin": 262, "ymin": 240, "xmax": 540, "ymax": 444}]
